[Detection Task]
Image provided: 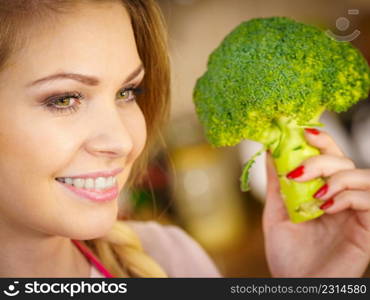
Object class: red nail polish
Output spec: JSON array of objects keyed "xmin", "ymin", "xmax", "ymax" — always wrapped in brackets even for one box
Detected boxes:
[
  {"xmin": 313, "ymin": 184, "xmax": 329, "ymax": 198},
  {"xmin": 320, "ymin": 198, "xmax": 334, "ymax": 210},
  {"xmin": 286, "ymin": 165, "xmax": 304, "ymax": 179},
  {"xmin": 305, "ymin": 128, "xmax": 320, "ymax": 135}
]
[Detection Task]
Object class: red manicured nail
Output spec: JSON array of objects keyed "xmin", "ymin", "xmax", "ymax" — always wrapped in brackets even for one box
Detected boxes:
[
  {"xmin": 313, "ymin": 184, "xmax": 329, "ymax": 198},
  {"xmin": 320, "ymin": 198, "xmax": 334, "ymax": 210},
  {"xmin": 305, "ymin": 128, "xmax": 320, "ymax": 135},
  {"xmin": 286, "ymin": 165, "xmax": 304, "ymax": 179}
]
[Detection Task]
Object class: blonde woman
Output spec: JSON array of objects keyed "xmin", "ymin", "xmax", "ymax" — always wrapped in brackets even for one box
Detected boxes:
[
  {"xmin": 0, "ymin": 0, "xmax": 369, "ymax": 278},
  {"xmin": 0, "ymin": 0, "xmax": 222, "ymax": 278}
]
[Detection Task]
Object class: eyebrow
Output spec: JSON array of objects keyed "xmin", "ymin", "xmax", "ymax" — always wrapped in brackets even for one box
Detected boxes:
[{"xmin": 27, "ymin": 64, "xmax": 144, "ymax": 88}]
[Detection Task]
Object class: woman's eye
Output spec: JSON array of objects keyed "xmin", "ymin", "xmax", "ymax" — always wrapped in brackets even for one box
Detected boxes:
[
  {"xmin": 118, "ymin": 87, "xmax": 144, "ymax": 103},
  {"xmin": 53, "ymin": 97, "xmax": 76, "ymax": 107},
  {"xmin": 43, "ymin": 86, "xmax": 144, "ymax": 115},
  {"xmin": 44, "ymin": 92, "xmax": 83, "ymax": 115}
]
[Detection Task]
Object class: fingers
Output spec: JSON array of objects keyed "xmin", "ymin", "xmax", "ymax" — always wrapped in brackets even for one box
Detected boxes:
[
  {"xmin": 287, "ymin": 154, "xmax": 355, "ymax": 182},
  {"xmin": 323, "ymin": 190, "xmax": 370, "ymax": 212},
  {"xmin": 298, "ymin": 166, "xmax": 370, "ymax": 229},
  {"xmin": 321, "ymin": 190, "xmax": 370, "ymax": 229},
  {"xmin": 312, "ymin": 169, "xmax": 370, "ymax": 202},
  {"xmin": 286, "ymin": 128, "xmax": 354, "ymax": 182},
  {"xmin": 285, "ymin": 128, "xmax": 370, "ymax": 228},
  {"xmin": 304, "ymin": 128, "xmax": 345, "ymax": 157}
]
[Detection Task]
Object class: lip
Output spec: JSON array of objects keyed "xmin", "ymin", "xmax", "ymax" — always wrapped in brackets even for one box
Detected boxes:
[
  {"xmin": 57, "ymin": 180, "xmax": 119, "ymax": 203},
  {"xmin": 56, "ymin": 167, "xmax": 124, "ymax": 179}
]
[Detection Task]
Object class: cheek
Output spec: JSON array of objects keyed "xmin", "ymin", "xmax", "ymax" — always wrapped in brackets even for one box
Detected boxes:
[
  {"xmin": 0, "ymin": 113, "xmax": 72, "ymax": 181},
  {"xmin": 127, "ymin": 104, "xmax": 147, "ymax": 162},
  {"xmin": 0, "ymin": 106, "xmax": 87, "ymax": 223},
  {"xmin": 0, "ymin": 112, "xmax": 81, "ymax": 230}
]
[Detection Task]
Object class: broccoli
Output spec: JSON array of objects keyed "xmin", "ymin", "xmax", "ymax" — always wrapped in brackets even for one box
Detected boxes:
[{"xmin": 193, "ymin": 17, "xmax": 370, "ymax": 223}]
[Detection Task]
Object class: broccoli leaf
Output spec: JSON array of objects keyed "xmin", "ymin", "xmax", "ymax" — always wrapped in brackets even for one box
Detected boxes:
[{"xmin": 240, "ymin": 146, "xmax": 266, "ymax": 192}]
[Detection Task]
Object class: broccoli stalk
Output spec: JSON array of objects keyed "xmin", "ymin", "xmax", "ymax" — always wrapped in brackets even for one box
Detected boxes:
[
  {"xmin": 193, "ymin": 17, "xmax": 370, "ymax": 223},
  {"xmin": 240, "ymin": 109, "xmax": 327, "ymax": 223},
  {"xmin": 260, "ymin": 111, "xmax": 326, "ymax": 223}
]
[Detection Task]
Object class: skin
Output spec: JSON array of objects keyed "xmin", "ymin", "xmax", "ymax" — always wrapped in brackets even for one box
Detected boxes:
[
  {"xmin": 0, "ymin": 2, "xmax": 146, "ymax": 277},
  {"xmin": 0, "ymin": 1, "xmax": 366, "ymax": 279},
  {"xmin": 264, "ymin": 129, "xmax": 370, "ymax": 277}
]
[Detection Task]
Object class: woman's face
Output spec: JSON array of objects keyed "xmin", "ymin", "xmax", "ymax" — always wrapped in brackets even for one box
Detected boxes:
[{"xmin": 0, "ymin": 2, "xmax": 146, "ymax": 239}]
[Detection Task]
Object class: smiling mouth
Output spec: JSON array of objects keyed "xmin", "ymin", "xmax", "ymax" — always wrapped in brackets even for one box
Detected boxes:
[
  {"xmin": 55, "ymin": 176, "xmax": 117, "ymax": 191},
  {"xmin": 55, "ymin": 177, "xmax": 119, "ymax": 202}
]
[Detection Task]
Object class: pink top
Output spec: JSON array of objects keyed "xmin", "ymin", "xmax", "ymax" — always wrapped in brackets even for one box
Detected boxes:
[{"xmin": 72, "ymin": 220, "xmax": 222, "ymax": 278}]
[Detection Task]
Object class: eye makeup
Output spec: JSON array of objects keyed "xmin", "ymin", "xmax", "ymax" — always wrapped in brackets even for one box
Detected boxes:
[{"xmin": 40, "ymin": 83, "xmax": 144, "ymax": 116}]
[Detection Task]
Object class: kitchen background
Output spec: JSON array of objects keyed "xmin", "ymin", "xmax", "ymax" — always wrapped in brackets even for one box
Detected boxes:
[{"xmin": 120, "ymin": 0, "xmax": 370, "ymax": 277}]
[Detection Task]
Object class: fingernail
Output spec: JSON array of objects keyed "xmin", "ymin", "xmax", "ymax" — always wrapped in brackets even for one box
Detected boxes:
[
  {"xmin": 305, "ymin": 128, "xmax": 320, "ymax": 135},
  {"xmin": 313, "ymin": 184, "xmax": 329, "ymax": 199},
  {"xmin": 320, "ymin": 198, "xmax": 334, "ymax": 210},
  {"xmin": 286, "ymin": 165, "xmax": 304, "ymax": 179}
]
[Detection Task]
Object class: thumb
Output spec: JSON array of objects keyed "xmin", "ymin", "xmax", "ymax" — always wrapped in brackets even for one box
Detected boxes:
[{"xmin": 263, "ymin": 151, "xmax": 289, "ymax": 228}]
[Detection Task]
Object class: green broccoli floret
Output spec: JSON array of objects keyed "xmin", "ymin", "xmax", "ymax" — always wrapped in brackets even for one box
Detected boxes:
[{"xmin": 193, "ymin": 17, "xmax": 370, "ymax": 223}]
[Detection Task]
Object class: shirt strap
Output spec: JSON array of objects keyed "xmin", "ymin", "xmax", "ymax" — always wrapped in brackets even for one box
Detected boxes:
[{"xmin": 71, "ymin": 239, "xmax": 115, "ymax": 278}]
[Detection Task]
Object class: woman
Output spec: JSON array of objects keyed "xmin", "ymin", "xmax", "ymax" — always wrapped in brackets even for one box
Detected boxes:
[
  {"xmin": 0, "ymin": 0, "xmax": 220, "ymax": 278},
  {"xmin": 0, "ymin": 0, "xmax": 368, "ymax": 278}
]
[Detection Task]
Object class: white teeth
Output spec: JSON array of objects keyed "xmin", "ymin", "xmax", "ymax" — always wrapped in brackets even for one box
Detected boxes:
[
  {"xmin": 60, "ymin": 176, "xmax": 116, "ymax": 190},
  {"xmin": 73, "ymin": 178, "xmax": 84, "ymax": 189},
  {"xmin": 65, "ymin": 178, "xmax": 73, "ymax": 185},
  {"xmin": 84, "ymin": 178, "xmax": 94, "ymax": 189},
  {"xmin": 95, "ymin": 177, "xmax": 106, "ymax": 189},
  {"xmin": 106, "ymin": 176, "xmax": 113, "ymax": 187},
  {"xmin": 107, "ymin": 176, "xmax": 115, "ymax": 187}
]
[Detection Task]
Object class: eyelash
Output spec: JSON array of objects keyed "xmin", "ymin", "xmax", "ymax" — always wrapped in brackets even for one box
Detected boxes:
[{"xmin": 43, "ymin": 86, "xmax": 144, "ymax": 115}]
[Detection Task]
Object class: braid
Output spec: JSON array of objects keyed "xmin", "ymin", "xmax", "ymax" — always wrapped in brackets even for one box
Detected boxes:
[{"xmin": 83, "ymin": 220, "xmax": 168, "ymax": 278}]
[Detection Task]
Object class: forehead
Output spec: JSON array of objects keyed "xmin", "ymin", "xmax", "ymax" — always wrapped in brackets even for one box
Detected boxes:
[{"xmin": 3, "ymin": 1, "xmax": 141, "ymax": 85}]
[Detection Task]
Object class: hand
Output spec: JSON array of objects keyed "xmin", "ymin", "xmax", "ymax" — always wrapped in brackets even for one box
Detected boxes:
[{"xmin": 262, "ymin": 128, "xmax": 370, "ymax": 277}]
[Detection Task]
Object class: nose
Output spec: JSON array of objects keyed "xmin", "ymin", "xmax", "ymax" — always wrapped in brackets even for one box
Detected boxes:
[{"xmin": 84, "ymin": 103, "xmax": 134, "ymax": 158}]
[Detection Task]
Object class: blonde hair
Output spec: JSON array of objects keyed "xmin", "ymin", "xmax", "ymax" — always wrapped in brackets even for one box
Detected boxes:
[{"xmin": 0, "ymin": 0, "xmax": 171, "ymax": 277}]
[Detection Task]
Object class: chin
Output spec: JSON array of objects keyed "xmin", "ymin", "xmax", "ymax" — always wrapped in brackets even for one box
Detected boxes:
[{"xmin": 66, "ymin": 210, "xmax": 118, "ymax": 240}]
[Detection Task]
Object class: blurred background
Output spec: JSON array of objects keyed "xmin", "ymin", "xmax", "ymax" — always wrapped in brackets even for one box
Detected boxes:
[{"xmin": 120, "ymin": 0, "xmax": 370, "ymax": 277}]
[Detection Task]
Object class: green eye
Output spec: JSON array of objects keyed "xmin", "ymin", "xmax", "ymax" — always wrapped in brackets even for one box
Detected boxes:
[
  {"xmin": 44, "ymin": 92, "xmax": 83, "ymax": 115},
  {"xmin": 119, "ymin": 89, "xmax": 132, "ymax": 101},
  {"xmin": 118, "ymin": 87, "xmax": 143, "ymax": 102},
  {"xmin": 55, "ymin": 97, "xmax": 73, "ymax": 107}
]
